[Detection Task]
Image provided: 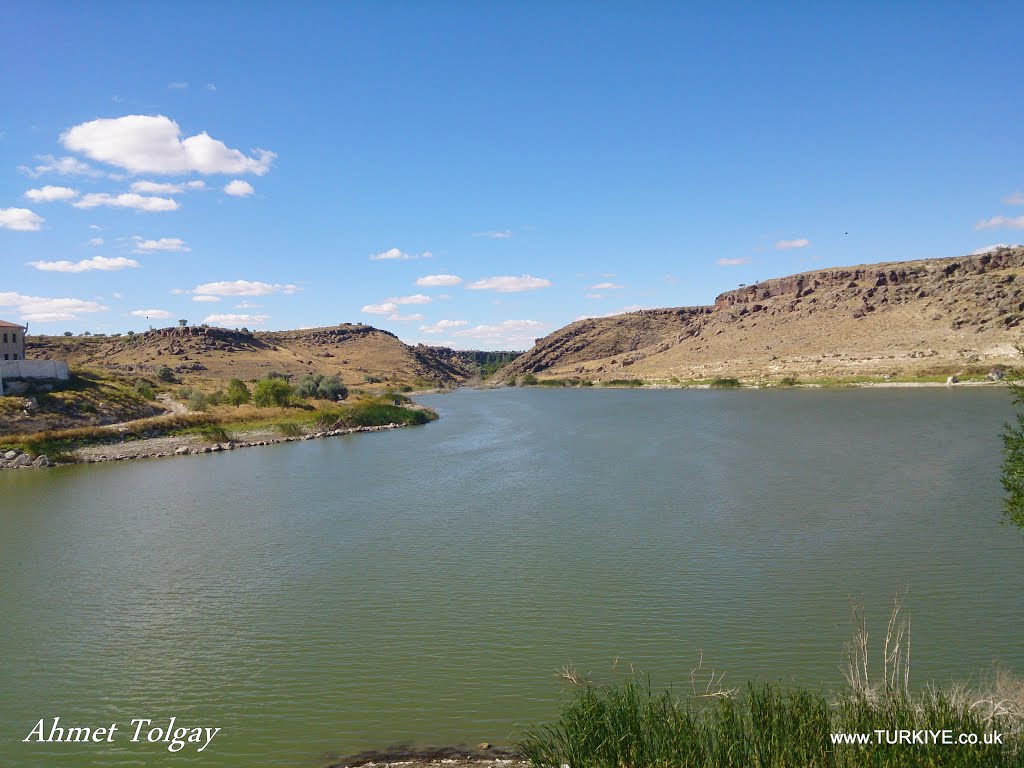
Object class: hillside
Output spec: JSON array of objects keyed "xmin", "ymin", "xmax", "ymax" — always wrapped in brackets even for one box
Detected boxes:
[
  {"xmin": 27, "ymin": 323, "xmax": 478, "ymax": 388},
  {"xmin": 503, "ymin": 246, "xmax": 1024, "ymax": 382}
]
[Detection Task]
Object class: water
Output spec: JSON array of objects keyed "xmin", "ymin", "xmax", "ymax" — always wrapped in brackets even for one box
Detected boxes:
[{"xmin": 1, "ymin": 387, "xmax": 1022, "ymax": 767}]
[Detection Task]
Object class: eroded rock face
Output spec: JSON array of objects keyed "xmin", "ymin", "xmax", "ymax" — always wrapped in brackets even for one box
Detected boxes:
[{"xmin": 502, "ymin": 246, "xmax": 1024, "ymax": 379}]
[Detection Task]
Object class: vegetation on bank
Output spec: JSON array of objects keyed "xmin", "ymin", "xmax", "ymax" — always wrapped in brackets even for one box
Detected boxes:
[
  {"xmin": 517, "ymin": 677, "xmax": 1021, "ymax": 768},
  {"xmin": 518, "ymin": 600, "xmax": 1022, "ymax": 767},
  {"xmin": 501, "ymin": 371, "xmax": 1007, "ymax": 389},
  {"xmin": 0, "ymin": 393, "xmax": 437, "ymax": 461}
]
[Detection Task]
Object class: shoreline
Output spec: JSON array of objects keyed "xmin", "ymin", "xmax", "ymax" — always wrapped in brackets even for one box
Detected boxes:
[{"xmin": 0, "ymin": 421, "xmax": 412, "ymax": 471}]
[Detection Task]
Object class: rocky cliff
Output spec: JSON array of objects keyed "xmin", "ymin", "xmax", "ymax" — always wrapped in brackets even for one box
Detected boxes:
[{"xmin": 503, "ymin": 246, "xmax": 1024, "ymax": 381}]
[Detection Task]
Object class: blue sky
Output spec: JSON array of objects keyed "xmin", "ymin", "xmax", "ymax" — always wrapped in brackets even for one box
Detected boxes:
[{"xmin": 2, "ymin": 2, "xmax": 1022, "ymax": 349}]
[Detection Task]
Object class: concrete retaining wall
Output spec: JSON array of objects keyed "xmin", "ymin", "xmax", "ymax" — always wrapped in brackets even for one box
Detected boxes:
[{"xmin": 0, "ymin": 359, "xmax": 70, "ymax": 394}]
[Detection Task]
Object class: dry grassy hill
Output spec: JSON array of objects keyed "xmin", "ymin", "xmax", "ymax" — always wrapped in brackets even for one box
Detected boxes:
[
  {"xmin": 28, "ymin": 323, "xmax": 475, "ymax": 389},
  {"xmin": 503, "ymin": 246, "xmax": 1024, "ymax": 382}
]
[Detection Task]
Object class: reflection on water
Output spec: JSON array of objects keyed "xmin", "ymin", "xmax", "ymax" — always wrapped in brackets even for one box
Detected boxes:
[{"xmin": 1, "ymin": 387, "xmax": 1022, "ymax": 767}]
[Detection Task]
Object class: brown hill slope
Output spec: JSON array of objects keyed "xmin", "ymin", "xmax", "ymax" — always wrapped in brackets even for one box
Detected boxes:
[
  {"xmin": 28, "ymin": 323, "xmax": 475, "ymax": 388},
  {"xmin": 504, "ymin": 246, "xmax": 1024, "ymax": 382}
]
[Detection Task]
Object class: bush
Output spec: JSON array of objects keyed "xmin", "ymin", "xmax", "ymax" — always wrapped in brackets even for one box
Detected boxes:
[
  {"xmin": 711, "ymin": 377, "xmax": 741, "ymax": 388},
  {"xmin": 225, "ymin": 378, "xmax": 251, "ymax": 406},
  {"xmin": 779, "ymin": 376, "xmax": 800, "ymax": 387},
  {"xmin": 295, "ymin": 373, "xmax": 348, "ymax": 401},
  {"xmin": 275, "ymin": 421, "xmax": 304, "ymax": 437},
  {"xmin": 187, "ymin": 390, "xmax": 208, "ymax": 411},
  {"xmin": 134, "ymin": 381, "xmax": 155, "ymax": 400},
  {"xmin": 155, "ymin": 365, "xmax": 176, "ymax": 383},
  {"xmin": 522, "ymin": 373, "xmax": 539, "ymax": 385},
  {"xmin": 253, "ymin": 377, "xmax": 293, "ymax": 407}
]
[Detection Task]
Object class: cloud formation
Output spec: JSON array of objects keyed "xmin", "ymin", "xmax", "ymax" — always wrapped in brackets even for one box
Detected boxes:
[
  {"xmin": 191, "ymin": 280, "xmax": 299, "ymax": 296},
  {"xmin": 18, "ymin": 154, "xmax": 100, "ymax": 178},
  {"xmin": 472, "ymin": 230, "xmax": 512, "ymax": 239},
  {"xmin": 203, "ymin": 313, "xmax": 268, "ymax": 326},
  {"xmin": 24, "ymin": 185, "xmax": 78, "ymax": 203},
  {"xmin": 419, "ymin": 319, "xmax": 469, "ymax": 334},
  {"xmin": 453, "ymin": 319, "xmax": 546, "ymax": 345},
  {"xmin": 224, "ymin": 179, "xmax": 254, "ymax": 197},
  {"xmin": 369, "ymin": 247, "xmax": 431, "ymax": 261},
  {"xmin": 0, "ymin": 291, "xmax": 107, "ymax": 322},
  {"xmin": 130, "ymin": 309, "xmax": 173, "ymax": 319},
  {"xmin": 28, "ymin": 256, "xmax": 139, "ymax": 273},
  {"xmin": 130, "ymin": 180, "xmax": 205, "ymax": 194},
  {"xmin": 61, "ymin": 115, "xmax": 276, "ymax": 176},
  {"xmin": 588, "ymin": 282, "xmax": 623, "ymax": 290},
  {"xmin": 384, "ymin": 294, "xmax": 431, "ymax": 305},
  {"xmin": 192, "ymin": 295, "xmax": 220, "ymax": 302},
  {"xmin": 976, "ymin": 215, "xmax": 1024, "ymax": 230},
  {"xmin": 0, "ymin": 208, "xmax": 44, "ymax": 231},
  {"xmin": 465, "ymin": 275, "xmax": 552, "ymax": 292},
  {"xmin": 132, "ymin": 236, "xmax": 190, "ymax": 253},
  {"xmin": 1004, "ymin": 192, "xmax": 1024, "ymax": 206},
  {"xmin": 775, "ymin": 238, "xmax": 810, "ymax": 250},
  {"xmin": 415, "ymin": 274, "xmax": 462, "ymax": 287},
  {"xmin": 716, "ymin": 257, "xmax": 751, "ymax": 266},
  {"xmin": 72, "ymin": 192, "xmax": 179, "ymax": 212}
]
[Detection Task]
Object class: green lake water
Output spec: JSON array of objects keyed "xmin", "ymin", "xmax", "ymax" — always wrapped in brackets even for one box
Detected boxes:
[{"xmin": 1, "ymin": 387, "xmax": 1022, "ymax": 766}]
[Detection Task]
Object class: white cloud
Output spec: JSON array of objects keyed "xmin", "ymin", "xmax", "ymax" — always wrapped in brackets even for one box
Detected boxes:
[
  {"xmin": 454, "ymin": 319, "xmax": 546, "ymax": 346},
  {"xmin": 775, "ymin": 238, "xmax": 810, "ymax": 250},
  {"xmin": 130, "ymin": 179, "xmax": 205, "ymax": 194},
  {"xmin": 130, "ymin": 309, "xmax": 173, "ymax": 319},
  {"xmin": 472, "ymin": 229, "xmax": 512, "ymax": 239},
  {"xmin": 234, "ymin": 301, "xmax": 262, "ymax": 309},
  {"xmin": 206, "ymin": 83, "xmax": 217, "ymax": 92},
  {"xmin": 362, "ymin": 302, "xmax": 399, "ymax": 315},
  {"xmin": 224, "ymin": 179, "xmax": 254, "ymax": 197},
  {"xmin": 369, "ymin": 247, "xmax": 432, "ymax": 261},
  {"xmin": 585, "ymin": 293, "xmax": 603, "ymax": 300},
  {"xmin": 0, "ymin": 291, "xmax": 107, "ymax": 322},
  {"xmin": 415, "ymin": 274, "xmax": 462, "ymax": 287},
  {"xmin": 24, "ymin": 185, "xmax": 78, "ymax": 202},
  {"xmin": 717, "ymin": 257, "xmax": 751, "ymax": 266},
  {"xmin": 192, "ymin": 295, "xmax": 220, "ymax": 302},
  {"xmin": 61, "ymin": 114, "xmax": 276, "ymax": 176},
  {"xmin": 168, "ymin": 82, "xmax": 189, "ymax": 89},
  {"xmin": 132, "ymin": 236, "xmax": 190, "ymax": 252},
  {"xmin": 419, "ymin": 319, "xmax": 469, "ymax": 334},
  {"xmin": 89, "ymin": 224, "xmax": 102, "ymax": 230},
  {"xmin": 28, "ymin": 256, "xmax": 139, "ymax": 273},
  {"xmin": 18, "ymin": 154, "xmax": 101, "ymax": 178},
  {"xmin": 588, "ymin": 282, "xmax": 623, "ymax": 290},
  {"xmin": 0, "ymin": 207, "xmax": 45, "ymax": 231},
  {"xmin": 203, "ymin": 313, "xmax": 269, "ymax": 326},
  {"xmin": 465, "ymin": 275, "xmax": 552, "ymax": 292},
  {"xmin": 387, "ymin": 312, "xmax": 423, "ymax": 322},
  {"xmin": 384, "ymin": 293, "xmax": 431, "ymax": 305},
  {"xmin": 575, "ymin": 305, "xmax": 649, "ymax": 321},
  {"xmin": 73, "ymin": 192, "xmax": 179, "ymax": 212},
  {"xmin": 972, "ymin": 243, "xmax": 1016, "ymax": 254},
  {"xmin": 1003, "ymin": 191, "xmax": 1024, "ymax": 206},
  {"xmin": 88, "ymin": 237, "xmax": 104, "ymax": 246},
  {"xmin": 976, "ymin": 215, "xmax": 1024, "ymax": 230},
  {"xmin": 192, "ymin": 280, "xmax": 299, "ymax": 296}
]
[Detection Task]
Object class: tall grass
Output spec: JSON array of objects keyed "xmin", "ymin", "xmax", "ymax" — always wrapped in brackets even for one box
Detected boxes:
[{"xmin": 517, "ymin": 599, "xmax": 1023, "ymax": 767}]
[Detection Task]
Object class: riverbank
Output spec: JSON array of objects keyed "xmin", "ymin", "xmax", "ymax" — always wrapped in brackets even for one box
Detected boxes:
[
  {"xmin": 329, "ymin": 747, "xmax": 526, "ymax": 768},
  {"xmin": 0, "ymin": 395, "xmax": 438, "ymax": 470}
]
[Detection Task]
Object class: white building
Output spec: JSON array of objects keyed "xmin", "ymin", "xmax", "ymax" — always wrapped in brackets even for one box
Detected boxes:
[{"xmin": 0, "ymin": 319, "xmax": 25, "ymax": 360}]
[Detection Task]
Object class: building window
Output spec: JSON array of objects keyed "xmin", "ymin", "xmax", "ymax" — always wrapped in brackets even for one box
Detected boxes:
[
  {"xmin": 13, "ymin": 354, "xmax": 18, "ymax": 360},
  {"xmin": 2, "ymin": 333, "xmax": 6, "ymax": 343},
  {"xmin": 3, "ymin": 354, "xmax": 7, "ymax": 360}
]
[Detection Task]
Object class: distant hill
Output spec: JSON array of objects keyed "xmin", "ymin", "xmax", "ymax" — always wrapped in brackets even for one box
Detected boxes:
[
  {"xmin": 27, "ymin": 323, "xmax": 512, "ymax": 388},
  {"xmin": 502, "ymin": 246, "xmax": 1024, "ymax": 382}
]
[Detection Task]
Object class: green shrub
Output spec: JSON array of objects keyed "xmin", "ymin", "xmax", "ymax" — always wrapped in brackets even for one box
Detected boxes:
[
  {"xmin": 134, "ymin": 381, "xmax": 155, "ymax": 400},
  {"xmin": 605, "ymin": 379, "xmax": 645, "ymax": 387},
  {"xmin": 522, "ymin": 373, "xmax": 539, "ymax": 385},
  {"xmin": 711, "ymin": 377, "xmax": 741, "ymax": 388},
  {"xmin": 187, "ymin": 390, "xmax": 208, "ymax": 411},
  {"xmin": 779, "ymin": 376, "xmax": 800, "ymax": 387},
  {"xmin": 275, "ymin": 421, "xmax": 304, "ymax": 437},
  {"xmin": 225, "ymin": 378, "xmax": 251, "ymax": 406},
  {"xmin": 253, "ymin": 377, "xmax": 293, "ymax": 407},
  {"xmin": 295, "ymin": 373, "xmax": 348, "ymax": 400},
  {"xmin": 154, "ymin": 365, "xmax": 176, "ymax": 383}
]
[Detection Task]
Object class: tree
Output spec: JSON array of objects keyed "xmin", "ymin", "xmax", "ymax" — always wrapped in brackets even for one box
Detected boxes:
[
  {"xmin": 179, "ymin": 319, "xmax": 188, "ymax": 327},
  {"xmin": 253, "ymin": 377, "xmax": 293, "ymax": 407},
  {"xmin": 225, "ymin": 378, "xmax": 251, "ymax": 406},
  {"xmin": 1002, "ymin": 352, "xmax": 1024, "ymax": 529},
  {"xmin": 296, "ymin": 373, "xmax": 348, "ymax": 400}
]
